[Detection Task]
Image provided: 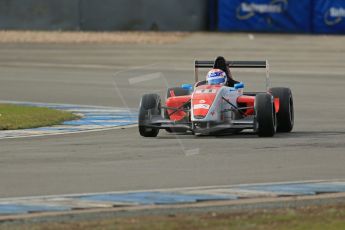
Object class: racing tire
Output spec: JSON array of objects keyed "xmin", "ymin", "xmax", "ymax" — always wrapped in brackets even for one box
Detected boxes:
[
  {"xmin": 270, "ymin": 87, "xmax": 294, "ymax": 132},
  {"xmin": 138, "ymin": 94, "xmax": 161, "ymax": 137},
  {"xmin": 165, "ymin": 87, "xmax": 190, "ymax": 133},
  {"xmin": 255, "ymin": 93, "xmax": 277, "ymax": 137}
]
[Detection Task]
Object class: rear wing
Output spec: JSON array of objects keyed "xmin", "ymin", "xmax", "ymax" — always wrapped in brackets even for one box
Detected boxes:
[{"xmin": 194, "ymin": 60, "xmax": 270, "ymax": 90}]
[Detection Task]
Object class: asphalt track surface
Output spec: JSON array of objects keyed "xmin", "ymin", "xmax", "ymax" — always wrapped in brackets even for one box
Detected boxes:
[{"xmin": 0, "ymin": 33, "xmax": 345, "ymax": 198}]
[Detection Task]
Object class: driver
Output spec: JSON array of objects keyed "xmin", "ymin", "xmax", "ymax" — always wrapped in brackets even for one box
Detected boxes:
[
  {"xmin": 213, "ymin": 56, "xmax": 239, "ymax": 87},
  {"xmin": 206, "ymin": 69, "xmax": 228, "ymax": 85}
]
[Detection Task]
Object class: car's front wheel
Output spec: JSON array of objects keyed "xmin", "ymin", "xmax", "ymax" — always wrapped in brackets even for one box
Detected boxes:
[
  {"xmin": 270, "ymin": 87, "xmax": 294, "ymax": 132},
  {"xmin": 255, "ymin": 93, "xmax": 277, "ymax": 137},
  {"xmin": 138, "ymin": 94, "xmax": 161, "ymax": 137}
]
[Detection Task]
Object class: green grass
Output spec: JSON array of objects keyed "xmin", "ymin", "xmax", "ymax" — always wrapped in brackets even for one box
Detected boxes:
[
  {"xmin": 0, "ymin": 104, "xmax": 79, "ymax": 130},
  {"xmin": 2, "ymin": 204, "xmax": 345, "ymax": 230}
]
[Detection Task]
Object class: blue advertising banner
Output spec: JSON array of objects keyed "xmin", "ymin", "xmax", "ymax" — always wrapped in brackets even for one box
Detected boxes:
[
  {"xmin": 313, "ymin": 0, "xmax": 345, "ymax": 33},
  {"xmin": 218, "ymin": 0, "xmax": 312, "ymax": 32},
  {"xmin": 209, "ymin": 0, "xmax": 218, "ymax": 30}
]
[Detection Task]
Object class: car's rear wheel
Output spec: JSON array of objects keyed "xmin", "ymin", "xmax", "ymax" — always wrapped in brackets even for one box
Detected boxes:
[
  {"xmin": 165, "ymin": 87, "xmax": 190, "ymax": 133},
  {"xmin": 270, "ymin": 87, "xmax": 294, "ymax": 132},
  {"xmin": 255, "ymin": 93, "xmax": 277, "ymax": 137},
  {"xmin": 138, "ymin": 94, "xmax": 161, "ymax": 137}
]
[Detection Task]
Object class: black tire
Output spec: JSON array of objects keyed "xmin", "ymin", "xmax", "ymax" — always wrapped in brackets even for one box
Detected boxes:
[
  {"xmin": 138, "ymin": 94, "xmax": 161, "ymax": 137},
  {"xmin": 255, "ymin": 93, "xmax": 277, "ymax": 137},
  {"xmin": 165, "ymin": 87, "xmax": 190, "ymax": 133},
  {"xmin": 270, "ymin": 87, "xmax": 294, "ymax": 132}
]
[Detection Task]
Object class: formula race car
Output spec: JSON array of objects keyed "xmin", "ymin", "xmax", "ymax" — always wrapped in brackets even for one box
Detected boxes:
[{"xmin": 138, "ymin": 60, "xmax": 294, "ymax": 137}]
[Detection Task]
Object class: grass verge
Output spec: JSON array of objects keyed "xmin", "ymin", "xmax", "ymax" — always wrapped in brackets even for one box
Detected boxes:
[
  {"xmin": 2, "ymin": 204, "xmax": 345, "ymax": 230},
  {"xmin": 0, "ymin": 104, "xmax": 79, "ymax": 130}
]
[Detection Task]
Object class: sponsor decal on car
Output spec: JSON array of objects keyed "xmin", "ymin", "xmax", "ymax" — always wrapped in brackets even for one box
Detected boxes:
[
  {"xmin": 195, "ymin": 89, "xmax": 217, "ymax": 94},
  {"xmin": 194, "ymin": 104, "xmax": 210, "ymax": 110}
]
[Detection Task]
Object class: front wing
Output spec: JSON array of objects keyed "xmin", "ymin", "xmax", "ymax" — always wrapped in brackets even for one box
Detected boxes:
[{"xmin": 142, "ymin": 115, "xmax": 255, "ymax": 134}]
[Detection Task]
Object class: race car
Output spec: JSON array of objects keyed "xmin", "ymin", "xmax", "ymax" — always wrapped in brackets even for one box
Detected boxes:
[{"xmin": 138, "ymin": 60, "xmax": 294, "ymax": 137}]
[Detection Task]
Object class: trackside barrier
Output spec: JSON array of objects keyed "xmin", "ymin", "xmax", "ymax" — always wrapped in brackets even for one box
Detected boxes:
[
  {"xmin": 0, "ymin": 0, "xmax": 208, "ymax": 31},
  {"xmin": 213, "ymin": 0, "xmax": 345, "ymax": 34},
  {"xmin": 313, "ymin": 0, "xmax": 345, "ymax": 33},
  {"xmin": 216, "ymin": 0, "xmax": 312, "ymax": 33}
]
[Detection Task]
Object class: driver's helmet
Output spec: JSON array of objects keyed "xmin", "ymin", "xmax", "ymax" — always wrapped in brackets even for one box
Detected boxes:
[{"xmin": 206, "ymin": 69, "xmax": 227, "ymax": 85}]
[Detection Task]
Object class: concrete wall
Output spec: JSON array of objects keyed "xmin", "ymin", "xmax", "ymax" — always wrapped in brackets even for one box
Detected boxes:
[
  {"xmin": 80, "ymin": 0, "xmax": 209, "ymax": 31},
  {"xmin": 0, "ymin": 0, "xmax": 208, "ymax": 31},
  {"xmin": 0, "ymin": 0, "xmax": 80, "ymax": 30}
]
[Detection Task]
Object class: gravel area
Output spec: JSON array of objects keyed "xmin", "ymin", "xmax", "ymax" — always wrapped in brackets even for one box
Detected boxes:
[{"xmin": 0, "ymin": 31, "xmax": 189, "ymax": 44}]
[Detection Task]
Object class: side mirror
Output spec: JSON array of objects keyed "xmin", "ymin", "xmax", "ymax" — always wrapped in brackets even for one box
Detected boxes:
[
  {"xmin": 234, "ymin": 82, "xmax": 244, "ymax": 89},
  {"xmin": 181, "ymin": 84, "xmax": 193, "ymax": 91}
]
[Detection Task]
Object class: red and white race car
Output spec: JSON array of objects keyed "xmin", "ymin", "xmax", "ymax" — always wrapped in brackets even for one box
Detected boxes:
[{"xmin": 138, "ymin": 60, "xmax": 294, "ymax": 137}]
